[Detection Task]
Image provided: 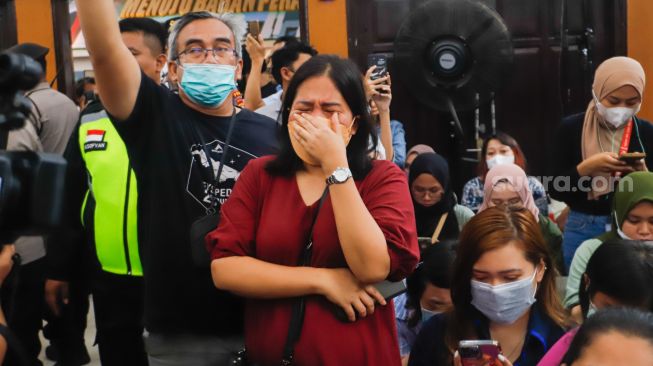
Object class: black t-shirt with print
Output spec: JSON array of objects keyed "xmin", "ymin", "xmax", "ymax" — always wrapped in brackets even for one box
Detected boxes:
[{"xmin": 113, "ymin": 72, "xmax": 278, "ymax": 335}]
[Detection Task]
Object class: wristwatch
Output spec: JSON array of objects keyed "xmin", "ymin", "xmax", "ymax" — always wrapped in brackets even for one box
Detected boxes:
[{"xmin": 326, "ymin": 167, "xmax": 352, "ymax": 185}]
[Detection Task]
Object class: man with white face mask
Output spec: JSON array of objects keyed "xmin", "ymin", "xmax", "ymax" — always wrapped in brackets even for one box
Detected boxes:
[
  {"xmin": 550, "ymin": 56, "xmax": 653, "ymax": 274},
  {"xmin": 74, "ymin": 2, "xmax": 278, "ymax": 365}
]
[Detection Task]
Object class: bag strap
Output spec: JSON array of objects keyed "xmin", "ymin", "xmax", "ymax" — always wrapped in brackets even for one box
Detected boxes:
[
  {"xmin": 431, "ymin": 212, "xmax": 449, "ymax": 244},
  {"xmin": 281, "ymin": 188, "xmax": 329, "ymax": 365},
  {"xmin": 196, "ymin": 108, "xmax": 238, "ymax": 214}
]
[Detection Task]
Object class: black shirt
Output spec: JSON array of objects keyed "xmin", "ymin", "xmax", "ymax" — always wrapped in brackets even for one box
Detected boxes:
[
  {"xmin": 549, "ymin": 113, "xmax": 653, "ymax": 215},
  {"xmin": 113, "ymin": 73, "xmax": 278, "ymax": 335},
  {"xmin": 408, "ymin": 306, "xmax": 564, "ymax": 366},
  {"xmin": 260, "ymin": 81, "xmax": 279, "ymax": 99}
]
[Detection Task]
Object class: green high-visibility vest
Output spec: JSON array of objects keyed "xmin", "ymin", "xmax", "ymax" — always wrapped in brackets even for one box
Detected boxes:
[{"xmin": 78, "ymin": 109, "xmax": 142, "ymax": 276}]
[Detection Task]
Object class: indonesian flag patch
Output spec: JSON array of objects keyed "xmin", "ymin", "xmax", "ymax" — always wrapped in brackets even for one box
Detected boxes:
[{"xmin": 84, "ymin": 129, "xmax": 108, "ymax": 152}]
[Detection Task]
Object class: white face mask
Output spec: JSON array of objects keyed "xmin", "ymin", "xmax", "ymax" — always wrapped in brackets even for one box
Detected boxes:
[
  {"xmin": 617, "ymin": 226, "xmax": 634, "ymax": 240},
  {"xmin": 594, "ymin": 92, "xmax": 641, "ymax": 128},
  {"xmin": 471, "ymin": 269, "xmax": 538, "ymax": 324},
  {"xmin": 486, "ymin": 154, "xmax": 515, "ymax": 170},
  {"xmin": 616, "ymin": 225, "xmax": 653, "ymax": 244}
]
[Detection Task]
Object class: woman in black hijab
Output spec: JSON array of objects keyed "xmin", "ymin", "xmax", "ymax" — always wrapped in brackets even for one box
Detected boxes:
[{"xmin": 408, "ymin": 153, "xmax": 474, "ymax": 242}]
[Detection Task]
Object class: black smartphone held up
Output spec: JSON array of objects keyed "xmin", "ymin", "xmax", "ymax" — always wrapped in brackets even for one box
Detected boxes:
[
  {"xmin": 459, "ymin": 340, "xmax": 502, "ymax": 366},
  {"xmin": 248, "ymin": 21, "xmax": 260, "ymax": 38},
  {"xmin": 367, "ymin": 54, "xmax": 389, "ymax": 80}
]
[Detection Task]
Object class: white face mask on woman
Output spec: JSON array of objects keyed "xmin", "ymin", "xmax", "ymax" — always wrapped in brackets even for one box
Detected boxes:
[
  {"xmin": 470, "ymin": 269, "xmax": 538, "ymax": 324},
  {"xmin": 594, "ymin": 92, "xmax": 641, "ymax": 128},
  {"xmin": 486, "ymin": 155, "xmax": 515, "ymax": 170}
]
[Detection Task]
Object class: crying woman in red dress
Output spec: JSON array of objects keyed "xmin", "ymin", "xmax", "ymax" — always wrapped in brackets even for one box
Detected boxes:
[{"xmin": 207, "ymin": 55, "xmax": 420, "ymax": 366}]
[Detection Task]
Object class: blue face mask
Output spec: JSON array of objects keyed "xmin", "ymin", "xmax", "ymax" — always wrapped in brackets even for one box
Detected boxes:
[
  {"xmin": 420, "ymin": 308, "xmax": 440, "ymax": 323},
  {"xmin": 179, "ymin": 64, "xmax": 236, "ymax": 108}
]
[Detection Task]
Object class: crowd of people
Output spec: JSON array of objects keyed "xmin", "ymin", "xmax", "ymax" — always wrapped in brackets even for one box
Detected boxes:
[{"xmin": 3, "ymin": 2, "xmax": 653, "ymax": 366}]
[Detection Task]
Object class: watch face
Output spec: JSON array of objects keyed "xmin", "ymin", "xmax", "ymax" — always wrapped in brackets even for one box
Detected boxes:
[{"xmin": 334, "ymin": 169, "xmax": 349, "ymax": 182}]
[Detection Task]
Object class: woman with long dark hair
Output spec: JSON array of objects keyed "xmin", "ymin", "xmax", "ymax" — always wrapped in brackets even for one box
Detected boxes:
[
  {"xmin": 409, "ymin": 207, "xmax": 567, "ymax": 366},
  {"xmin": 207, "ymin": 55, "xmax": 419, "ymax": 365}
]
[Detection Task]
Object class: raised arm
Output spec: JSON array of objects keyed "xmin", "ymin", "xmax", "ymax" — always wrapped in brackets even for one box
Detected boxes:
[
  {"xmin": 373, "ymin": 82, "xmax": 394, "ymax": 162},
  {"xmin": 75, "ymin": 0, "xmax": 141, "ymax": 121},
  {"xmin": 243, "ymin": 35, "xmax": 266, "ymax": 111}
]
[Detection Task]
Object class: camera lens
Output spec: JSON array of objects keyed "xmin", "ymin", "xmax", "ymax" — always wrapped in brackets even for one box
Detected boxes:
[
  {"xmin": 460, "ymin": 345, "xmax": 481, "ymax": 358},
  {"xmin": 0, "ymin": 53, "xmax": 43, "ymax": 91}
]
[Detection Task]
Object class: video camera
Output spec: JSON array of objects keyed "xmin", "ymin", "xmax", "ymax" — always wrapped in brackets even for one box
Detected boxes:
[{"xmin": 0, "ymin": 51, "xmax": 66, "ymax": 244}]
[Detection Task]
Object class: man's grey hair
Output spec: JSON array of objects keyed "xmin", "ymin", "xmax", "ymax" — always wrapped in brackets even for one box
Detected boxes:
[{"xmin": 167, "ymin": 11, "xmax": 246, "ymax": 60}]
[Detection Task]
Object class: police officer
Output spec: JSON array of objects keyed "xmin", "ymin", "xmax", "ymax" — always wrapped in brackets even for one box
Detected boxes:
[{"xmin": 4, "ymin": 42, "xmax": 83, "ymax": 366}]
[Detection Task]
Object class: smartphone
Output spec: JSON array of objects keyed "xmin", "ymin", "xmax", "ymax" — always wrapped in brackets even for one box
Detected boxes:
[
  {"xmin": 374, "ymin": 279, "xmax": 407, "ymax": 300},
  {"xmin": 367, "ymin": 53, "xmax": 389, "ymax": 82},
  {"xmin": 333, "ymin": 279, "xmax": 406, "ymax": 322},
  {"xmin": 248, "ymin": 21, "xmax": 260, "ymax": 38},
  {"xmin": 619, "ymin": 152, "xmax": 646, "ymax": 164},
  {"xmin": 459, "ymin": 340, "xmax": 502, "ymax": 366}
]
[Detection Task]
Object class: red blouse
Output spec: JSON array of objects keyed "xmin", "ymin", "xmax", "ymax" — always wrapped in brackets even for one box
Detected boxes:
[{"xmin": 208, "ymin": 156, "xmax": 419, "ymax": 366}]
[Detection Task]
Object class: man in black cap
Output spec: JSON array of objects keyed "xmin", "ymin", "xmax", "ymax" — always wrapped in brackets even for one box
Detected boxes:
[
  {"xmin": 4, "ymin": 42, "xmax": 86, "ymax": 366},
  {"xmin": 6, "ymin": 42, "xmax": 79, "ymax": 153}
]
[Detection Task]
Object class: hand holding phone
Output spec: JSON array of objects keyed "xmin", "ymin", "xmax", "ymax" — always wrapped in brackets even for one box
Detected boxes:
[
  {"xmin": 366, "ymin": 54, "xmax": 391, "ymax": 95},
  {"xmin": 248, "ymin": 21, "xmax": 260, "ymax": 38},
  {"xmin": 619, "ymin": 152, "xmax": 646, "ymax": 165},
  {"xmin": 457, "ymin": 340, "xmax": 506, "ymax": 366},
  {"xmin": 332, "ymin": 279, "xmax": 404, "ymax": 322}
]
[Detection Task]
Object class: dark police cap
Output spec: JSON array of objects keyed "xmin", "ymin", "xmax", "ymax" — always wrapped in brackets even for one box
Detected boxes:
[{"xmin": 6, "ymin": 43, "xmax": 50, "ymax": 60}]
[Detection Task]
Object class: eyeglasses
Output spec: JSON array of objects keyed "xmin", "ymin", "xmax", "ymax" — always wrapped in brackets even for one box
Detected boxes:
[
  {"xmin": 492, "ymin": 198, "xmax": 523, "ymax": 209},
  {"xmin": 177, "ymin": 46, "xmax": 237, "ymax": 63}
]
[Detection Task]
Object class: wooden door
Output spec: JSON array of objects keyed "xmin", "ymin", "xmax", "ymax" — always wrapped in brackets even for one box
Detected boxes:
[{"xmin": 346, "ymin": 0, "xmax": 627, "ymax": 194}]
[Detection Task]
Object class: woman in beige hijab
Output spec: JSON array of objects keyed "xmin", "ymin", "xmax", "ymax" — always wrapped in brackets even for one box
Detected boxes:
[{"xmin": 549, "ymin": 56, "xmax": 653, "ymax": 274}]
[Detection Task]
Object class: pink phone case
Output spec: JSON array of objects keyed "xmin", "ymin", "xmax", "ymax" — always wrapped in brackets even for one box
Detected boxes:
[{"xmin": 459, "ymin": 341, "xmax": 502, "ymax": 366}]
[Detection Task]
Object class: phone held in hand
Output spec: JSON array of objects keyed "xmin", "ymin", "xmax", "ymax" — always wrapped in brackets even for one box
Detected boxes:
[
  {"xmin": 459, "ymin": 340, "xmax": 503, "ymax": 366},
  {"xmin": 367, "ymin": 54, "xmax": 388, "ymax": 80},
  {"xmin": 248, "ymin": 21, "xmax": 260, "ymax": 38},
  {"xmin": 619, "ymin": 151, "xmax": 646, "ymax": 164},
  {"xmin": 367, "ymin": 54, "xmax": 391, "ymax": 95},
  {"xmin": 373, "ymin": 279, "xmax": 407, "ymax": 300},
  {"xmin": 333, "ymin": 279, "xmax": 406, "ymax": 322}
]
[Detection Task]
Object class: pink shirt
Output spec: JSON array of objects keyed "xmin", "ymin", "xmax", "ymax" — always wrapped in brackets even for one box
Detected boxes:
[{"xmin": 537, "ymin": 328, "xmax": 578, "ymax": 366}]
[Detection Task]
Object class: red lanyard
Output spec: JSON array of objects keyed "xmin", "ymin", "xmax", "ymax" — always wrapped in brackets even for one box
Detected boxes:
[{"xmin": 619, "ymin": 119, "xmax": 634, "ymax": 155}]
